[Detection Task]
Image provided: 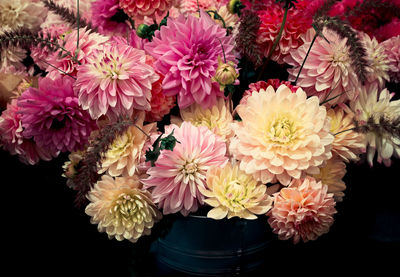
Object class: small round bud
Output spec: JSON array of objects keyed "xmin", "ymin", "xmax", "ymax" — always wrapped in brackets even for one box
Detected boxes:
[
  {"xmin": 227, "ymin": 0, "xmax": 244, "ymax": 15},
  {"xmin": 136, "ymin": 24, "xmax": 151, "ymax": 39},
  {"xmin": 213, "ymin": 56, "xmax": 239, "ymax": 87}
]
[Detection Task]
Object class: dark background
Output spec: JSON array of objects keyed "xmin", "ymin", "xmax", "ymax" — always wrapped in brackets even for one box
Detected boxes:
[{"xmin": 2, "ymin": 147, "xmax": 400, "ymax": 276}]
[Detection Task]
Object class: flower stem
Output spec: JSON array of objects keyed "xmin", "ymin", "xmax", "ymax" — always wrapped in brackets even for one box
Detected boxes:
[
  {"xmin": 39, "ymin": 59, "xmax": 77, "ymax": 80},
  {"xmin": 333, "ymin": 127, "xmax": 356, "ymax": 136},
  {"xmin": 294, "ymin": 32, "xmax": 318, "ymax": 85},
  {"xmin": 75, "ymin": 0, "xmax": 80, "ymax": 60},
  {"xmin": 133, "ymin": 124, "xmax": 151, "ymax": 139},
  {"xmin": 206, "ymin": 10, "xmax": 227, "ymax": 29},
  {"xmin": 319, "ymin": 90, "xmax": 348, "ymax": 105}
]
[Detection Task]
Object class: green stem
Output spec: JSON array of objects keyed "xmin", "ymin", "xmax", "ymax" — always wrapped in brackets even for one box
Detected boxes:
[
  {"xmin": 133, "ymin": 124, "xmax": 151, "ymax": 139},
  {"xmin": 333, "ymin": 127, "xmax": 356, "ymax": 136},
  {"xmin": 75, "ymin": 0, "xmax": 80, "ymax": 59},
  {"xmin": 256, "ymin": 5, "xmax": 289, "ymax": 81},
  {"xmin": 39, "ymin": 59, "xmax": 77, "ymax": 80},
  {"xmin": 206, "ymin": 10, "xmax": 227, "ymax": 29},
  {"xmin": 319, "ymin": 90, "xmax": 348, "ymax": 105},
  {"xmin": 294, "ymin": 32, "xmax": 318, "ymax": 84},
  {"xmin": 217, "ymin": 38, "xmax": 227, "ymax": 63}
]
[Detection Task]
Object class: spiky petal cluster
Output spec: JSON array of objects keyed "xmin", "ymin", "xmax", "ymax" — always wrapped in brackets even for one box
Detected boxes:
[
  {"xmin": 145, "ymin": 10, "xmax": 237, "ymax": 109},
  {"xmin": 311, "ymin": 157, "xmax": 347, "ymax": 202},
  {"xmin": 119, "ymin": 0, "xmax": 173, "ymax": 20},
  {"xmin": 360, "ymin": 32, "xmax": 390, "ymax": 89},
  {"xmin": 381, "ymin": 35, "xmax": 400, "ymax": 83},
  {"xmin": 17, "ymin": 76, "xmax": 98, "ymax": 156},
  {"xmin": 284, "ymin": 27, "xmax": 361, "ymax": 106},
  {"xmin": 75, "ymin": 43, "xmax": 160, "ymax": 120},
  {"xmin": 199, "ymin": 162, "xmax": 273, "ymax": 220},
  {"xmin": 267, "ymin": 177, "xmax": 337, "ymax": 244},
  {"xmin": 349, "ymin": 84, "xmax": 400, "ymax": 166},
  {"xmin": 230, "ymin": 85, "xmax": 333, "ymax": 186},
  {"xmin": 0, "ymin": 99, "xmax": 53, "ymax": 164},
  {"xmin": 98, "ymin": 120, "xmax": 157, "ymax": 177},
  {"xmin": 85, "ymin": 174, "xmax": 162, "ymax": 243},
  {"xmin": 46, "ymin": 27, "xmax": 108, "ymax": 79},
  {"xmin": 256, "ymin": 1, "xmax": 311, "ymax": 64},
  {"xmin": 327, "ymin": 106, "xmax": 365, "ymax": 162},
  {"xmin": 173, "ymin": 98, "xmax": 233, "ymax": 141},
  {"xmin": 142, "ymin": 122, "xmax": 228, "ymax": 216}
]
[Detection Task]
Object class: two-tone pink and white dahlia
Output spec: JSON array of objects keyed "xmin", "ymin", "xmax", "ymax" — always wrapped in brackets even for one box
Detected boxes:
[
  {"xmin": 284, "ymin": 27, "xmax": 361, "ymax": 105},
  {"xmin": 17, "ymin": 76, "xmax": 98, "ymax": 156},
  {"xmin": 75, "ymin": 43, "xmax": 160, "ymax": 120},
  {"xmin": 0, "ymin": 99, "xmax": 53, "ymax": 164},
  {"xmin": 230, "ymin": 85, "xmax": 333, "ymax": 186},
  {"xmin": 267, "ymin": 177, "xmax": 337, "ymax": 244},
  {"xmin": 46, "ymin": 27, "xmax": 108, "ymax": 79},
  {"xmin": 142, "ymin": 122, "xmax": 228, "ymax": 216},
  {"xmin": 145, "ymin": 10, "xmax": 237, "ymax": 109}
]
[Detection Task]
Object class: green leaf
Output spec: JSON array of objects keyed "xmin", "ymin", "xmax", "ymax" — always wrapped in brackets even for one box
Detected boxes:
[{"xmin": 160, "ymin": 129, "xmax": 180, "ymax": 151}]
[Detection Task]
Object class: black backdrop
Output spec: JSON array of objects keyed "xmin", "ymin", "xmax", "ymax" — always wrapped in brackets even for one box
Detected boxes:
[{"xmin": 2, "ymin": 146, "xmax": 400, "ymax": 276}]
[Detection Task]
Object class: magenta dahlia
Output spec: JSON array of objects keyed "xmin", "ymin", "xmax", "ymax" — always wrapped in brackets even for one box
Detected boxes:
[
  {"xmin": 75, "ymin": 43, "xmax": 160, "ymax": 120},
  {"xmin": 17, "ymin": 76, "xmax": 98, "ymax": 156},
  {"xmin": 145, "ymin": 10, "xmax": 237, "ymax": 109},
  {"xmin": 142, "ymin": 122, "xmax": 228, "ymax": 216},
  {"xmin": 0, "ymin": 99, "xmax": 53, "ymax": 165},
  {"xmin": 91, "ymin": 0, "xmax": 130, "ymax": 35}
]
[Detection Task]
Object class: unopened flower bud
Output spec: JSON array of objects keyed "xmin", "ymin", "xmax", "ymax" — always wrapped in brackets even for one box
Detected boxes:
[
  {"xmin": 213, "ymin": 56, "xmax": 239, "ymax": 87},
  {"xmin": 227, "ymin": 0, "xmax": 244, "ymax": 15},
  {"xmin": 136, "ymin": 24, "xmax": 151, "ymax": 39}
]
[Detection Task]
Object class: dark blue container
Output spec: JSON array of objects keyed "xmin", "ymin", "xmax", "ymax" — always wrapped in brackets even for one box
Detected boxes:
[{"xmin": 152, "ymin": 214, "xmax": 274, "ymax": 276}]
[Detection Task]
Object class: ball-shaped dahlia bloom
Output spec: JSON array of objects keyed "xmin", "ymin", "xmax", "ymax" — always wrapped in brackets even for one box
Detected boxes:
[
  {"xmin": 0, "ymin": 99, "xmax": 53, "ymax": 164},
  {"xmin": 267, "ymin": 177, "xmax": 337, "ymax": 244},
  {"xmin": 327, "ymin": 106, "xmax": 365, "ymax": 163},
  {"xmin": 348, "ymin": 84, "xmax": 400, "ymax": 166},
  {"xmin": 256, "ymin": 1, "xmax": 311, "ymax": 64},
  {"xmin": 85, "ymin": 174, "xmax": 162, "ymax": 243},
  {"xmin": 98, "ymin": 120, "xmax": 157, "ymax": 177},
  {"xmin": 230, "ymin": 85, "xmax": 333, "ymax": 186},
  {"xmin": 311, "ymin": 156, "xmax": 347, "ymax": 202},
  {"xmin": 91, "ymin": 0, "xmax": 130, "ymax": 35},
  {"xmin": 75, "ymin": 43, "xmax": 160, "ymax": 120},
  {"xmin": 46, "ymin": 27, "xmax": 108, "ymax": 79},
  {"xmin": 145, "ymin": 10, "xmax": 237, "ymax": 109},
  {"xmin": 119, "ymin": 0, "xmax": 172, "ymax": 20},
  {"xmin": 381, "ymin": 35, "xmax": 400, "ymax": 83},
  {"xmin": 360, "ymin": 32, "xmax": 390, "ymax": 89},
  {"xmin": 17, "ymin": 76, "xmax": 98, "ymax": 156},
  {"xmin": 284, "ymin": 27, "xmax": 361, "ymax": 106},
  {"xmin": 142, "ymin": 122, "xmax": 228, "ymax": 216},
  {"xmin": 199, "ymin": 162, "xmax": 273, "ymax": 220},
  {"xmin": 172, "ymin": 98, "xmax": 233, "ymax": 141}
]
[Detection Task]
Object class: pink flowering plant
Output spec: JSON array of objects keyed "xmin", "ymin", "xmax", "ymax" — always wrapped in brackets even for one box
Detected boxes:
[{"xmin": 1, "ymin": 0, "xmax": 400, "ymax": 251}]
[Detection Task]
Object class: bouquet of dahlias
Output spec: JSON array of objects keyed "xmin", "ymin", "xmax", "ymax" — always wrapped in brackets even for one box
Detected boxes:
[{"xmin": 0, "ymin": 0, "xmax": 399, "ymax": 251}]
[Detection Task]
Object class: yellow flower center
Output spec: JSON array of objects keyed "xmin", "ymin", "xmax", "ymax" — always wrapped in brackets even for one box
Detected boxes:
[
  {"xmin": 108, "ymin": 132, "xmax": 132, "ymax": 156},
  {"xmin": 111, "ymin": 193, "xmax": 146, "ymax": 226},
  {"xmin": 183, "ymin": 161, "xmax": 198, "ymax": 175},
  {"xmin": 267, "ymin": 116, "xmax": 298, "ymax": 144}
]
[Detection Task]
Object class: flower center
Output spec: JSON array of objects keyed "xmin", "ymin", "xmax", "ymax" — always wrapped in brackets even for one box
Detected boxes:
[
  {"xmin": 268, "ymin": 116, "xmax": 297, "ymax": 144},
  {"xmin": 182, "ymin": 161, "xmax": 198, "ymax": 175},
  {"xmin": 225, "ymin": 180, "xmax": 246, "ymax": 200},
  {"xmin": 111, "ymin": 193, "xmax": 144, "ymax": 224}
]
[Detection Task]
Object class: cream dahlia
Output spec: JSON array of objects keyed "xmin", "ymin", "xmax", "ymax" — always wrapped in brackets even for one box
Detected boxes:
[
  {"xmin": 199, "ymin": 162, "xmax": 273, "ymax": 220},
  {"xmin": 142, "ymin": 122, "xmax": 228, "ymax": 216},
  {"xmin": 230, "ymin": 85, "xmax": 333, "ymax": 186},
  {"xmin": 360, "ymin": 32, "xmax": 390, "ymax": 89},
  {"xmin": 75, "ymin": 43, "xmax": 160, "ymax": 120},
  {"xmin": 381, "ymin": 35, "xmax": 400, "ymax": 83},
  {"xmin": 98, "ymin": 120, "xmax": 157, "ymax": 177},
  {"xmin": 85, "ymin": 174, "xmax": 162, "ymax": 243},
  {"xmin": 267, "ymin": 177, "xmax": 337, "ymax": 244},
  {"xmin": 284, "ymin": 27, "xmax": 361, "ymax": 105},
  {"xmin": 349, "ymin": 84, "xmax": 400, "ymax": 166},
  {"xmin": 328, "ymin": 106, "xmax": 365, "ymax": 162},
  {"xmin": 311, "ymin": 157, "xmax": 347, "ymax": 202},
  {"xmin": 172, "ymin": 98, "xmax": 233, "ymax": 141}
]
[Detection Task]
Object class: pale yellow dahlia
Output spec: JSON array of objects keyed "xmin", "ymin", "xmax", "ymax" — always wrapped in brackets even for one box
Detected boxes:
[
  {"xmin": 230, "ymin": 85, "xmax": 334, "ymax": 186},
  {"xmin": 98, "ymin": 120, "xmax": 157, "ymax": 177},
  {"xmin": 349, "ymin": 84, "xmax": 400, "ymax": 166},
  {"xmin": 199, "ymin": 162, "xmax": 273, "ymax": 220},
  {"xmin": 328, "ymin": 106, "xmax": 365, "ymax": 162},
  {"xmin": 311, "ymin": 157, "xmax": 347, "ymax": 202},
  {"xmin": 172, "ymin": 98, "xmax": 233, "ymax": 141},
  {"xmin": 85, "ymin": 175, "xmax": 162, "ymax": 243}
]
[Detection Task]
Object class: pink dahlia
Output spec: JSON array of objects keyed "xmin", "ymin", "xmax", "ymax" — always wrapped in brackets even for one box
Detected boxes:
[
  {"xmin": 179, "ymin": 0, "xmax": 217, "ymax": 14},
  {"xmin": 119, "ymin": 0, "xmax": 173, "ymax": 20},
  {"xmin": 240, "ymin": 79, "xmax": 299, "ymax": 105},
  {"xmin": 284, "ymin": 27, "xmax": 361, "ymax": 106},
  {"xmin": 267, "ymin": 177, "xmax": 337, "ymax": 244},
  {"xmin": 381, "ymin": 36, "xmax": 400, "ymax": 83},
  {"xmin": 145, "ymin": 10, "xmax": 237, "ymax": 109},
  {"xmin": 17, "ymin": 76, "xmax": 98, "ymax": 156},
  {"xmin": 75, "ymin": 43, "xmax": 160, "ymax": 120},
  {"xmin": 30, "ymin": 24, "xmax": 69, "ymax": 70},
  {"xmin": 91, "ymin": 0, "xmax": 130, "ymax": 35},
  {"xmin": 142, "ymin": 122, "xmax": 228, "ymax": 216},
  {"xmin": 46, "ymin": 27, "xmax": 108, "ymax": 79},
  {"xmin": 256, "ymin": 1, "xmax": 312, "ymax": 64},
  {"xmin": 0, "ymin": 99, "xmax": 53, "ymax": 165}
]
